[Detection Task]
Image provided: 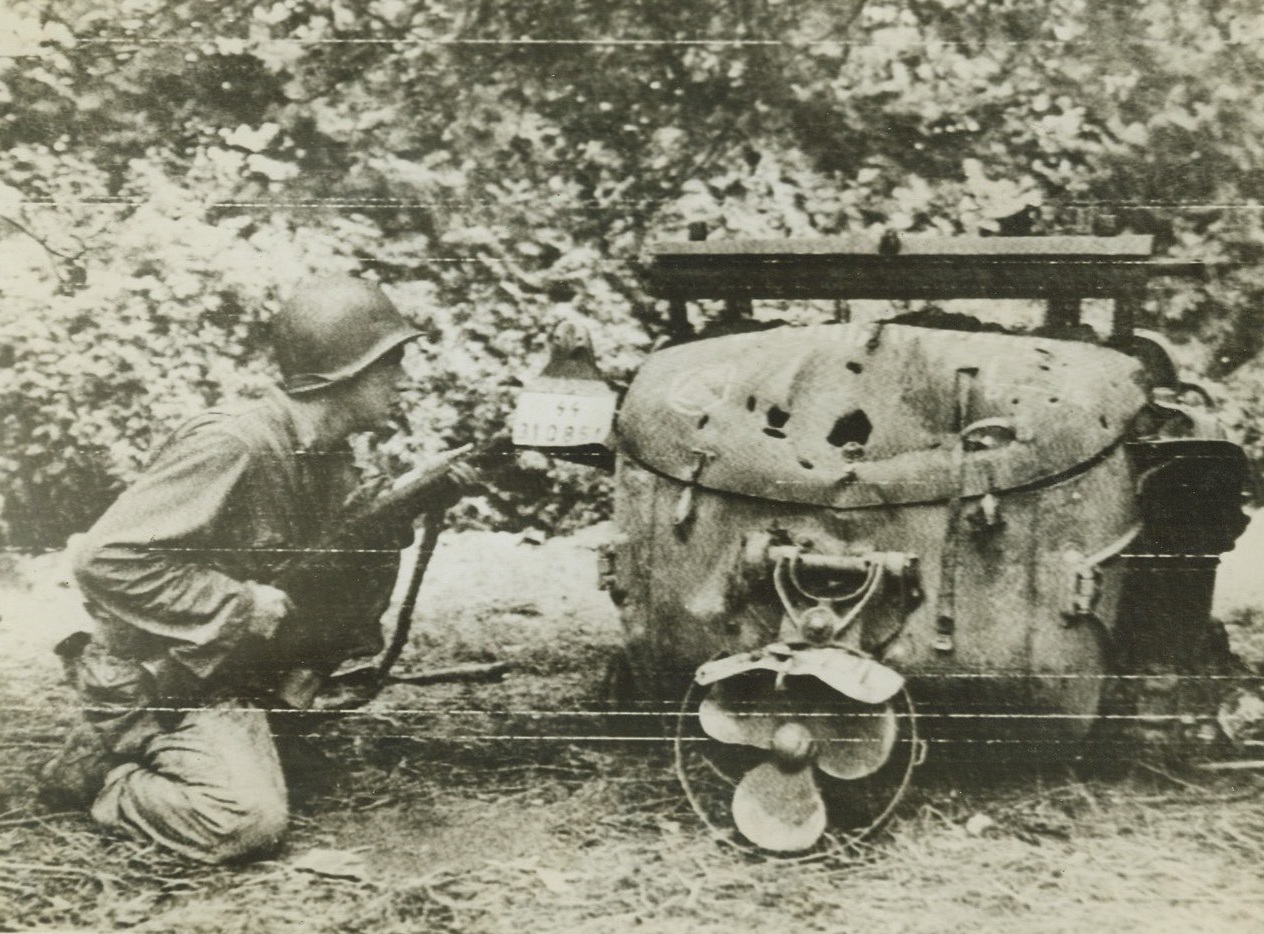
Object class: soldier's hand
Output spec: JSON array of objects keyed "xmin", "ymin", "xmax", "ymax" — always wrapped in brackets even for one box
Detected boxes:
[
  {"xmin": 249, "ymin": 583, "xmax": 295, "ymax": 639},
  {"xmin": 447, "ymin": 460, "xmax": 484, "ymax": 491},
  {"xmin": 274, "ymin": 665, "xmax": 327, "ymax": 710},
  {"xmin": 430, "ymin": 461, "xmax": 483, "ymax": 512},
  {"xmin": 313, "ymin": 666, "xmax": 383, "ymax": 711}
]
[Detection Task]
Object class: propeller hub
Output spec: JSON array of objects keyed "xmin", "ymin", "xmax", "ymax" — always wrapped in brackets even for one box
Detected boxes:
[
  {"xmin": 799, "ymin": 605, "xmax": 837, "ymax": 644},
  {"xmin": 771, "ymin": 721, "xmax": 816, "ymax": 768}
]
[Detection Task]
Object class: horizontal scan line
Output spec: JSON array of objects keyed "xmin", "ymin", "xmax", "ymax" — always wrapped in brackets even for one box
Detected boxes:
[
  {"xmin": 0, "ymin": 704, "xmax": 1241, "ymax": 720},
  {"xmin": 15, "ymin": 199, "xmax": 1264, "ymax": 212},
  {"xmin": 57, "ymin": 36, "xmax": 1264, "ymax": 50},
  {"xmin": 0, "ymin": 735, "xmax": 1230, "ymax": 747},
  {"xmin": 13, "ymin": 200, "xmax": 660, "ymax": 209}
]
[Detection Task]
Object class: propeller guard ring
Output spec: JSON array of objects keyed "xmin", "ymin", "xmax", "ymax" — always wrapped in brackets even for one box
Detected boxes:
[{"xmin": 674, "ymin": 652, "xmax": 922, "ymax": 859}]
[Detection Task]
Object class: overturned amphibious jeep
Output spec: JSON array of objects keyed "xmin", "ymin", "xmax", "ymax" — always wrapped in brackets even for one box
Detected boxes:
[{"xmin": 515, "ymin": 234, "xmax": 1252, "ymax": 854}]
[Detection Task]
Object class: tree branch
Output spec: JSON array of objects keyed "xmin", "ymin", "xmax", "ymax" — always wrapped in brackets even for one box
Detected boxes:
[{"xmin": 1, "ymin": 214, "xmax": 77, "ymax": 261}]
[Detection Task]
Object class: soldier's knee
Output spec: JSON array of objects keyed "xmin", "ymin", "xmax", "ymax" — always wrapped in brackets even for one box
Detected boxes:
[{"xmin": 198, "ymin": 792, "xmax": 288, "ymax": 864}]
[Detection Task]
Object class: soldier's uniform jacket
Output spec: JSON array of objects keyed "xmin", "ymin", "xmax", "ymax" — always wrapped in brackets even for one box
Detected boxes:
[{"xmin": 73, "ymin": 388, "xmax": 401, "ymax": 709}]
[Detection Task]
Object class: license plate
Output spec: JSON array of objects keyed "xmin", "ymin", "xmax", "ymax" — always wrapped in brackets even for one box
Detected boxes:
[{"xmin": 512, "ymin": 388, "xmax": 616, "ymax": 447}]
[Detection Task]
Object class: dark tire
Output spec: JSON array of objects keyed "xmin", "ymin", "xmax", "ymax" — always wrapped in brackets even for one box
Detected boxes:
[{"xmin": 1086, "ymin": 617, "xmax": 1251, "ymax": 768}]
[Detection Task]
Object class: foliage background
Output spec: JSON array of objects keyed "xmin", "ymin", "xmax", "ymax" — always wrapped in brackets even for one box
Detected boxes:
[{"xmin": 2, "ymin": 0, "xmax": 1264, "ymax": 547}]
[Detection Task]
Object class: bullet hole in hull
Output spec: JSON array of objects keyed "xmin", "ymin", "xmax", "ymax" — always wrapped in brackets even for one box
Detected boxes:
[
  {"xmin": 763, "ymin": 405, "xmax": 791, "ymax": 439},
  {"xmin": 828, "ymin": 410, "xmax": 873, "ymax": 448}
]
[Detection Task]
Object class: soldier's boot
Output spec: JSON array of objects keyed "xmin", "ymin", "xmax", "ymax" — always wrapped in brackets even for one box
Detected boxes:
[
  {"xmin": 36, "ymin": 722, "xmax": 116, "ymax": 811},
  {"xmin": 267, "ymin": 709, "xmax": 339, "ymax": 806}
]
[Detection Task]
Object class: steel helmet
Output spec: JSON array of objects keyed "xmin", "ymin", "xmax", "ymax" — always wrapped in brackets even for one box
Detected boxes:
[{"xmin": 273, "ymin": 276, "xmax": 429, "ymax": 393}]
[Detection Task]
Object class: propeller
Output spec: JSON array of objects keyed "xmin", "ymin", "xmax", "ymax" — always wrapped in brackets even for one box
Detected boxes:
[{"xmin": 680, "ymin": 646, "xmax": 913, "ymax": 854}]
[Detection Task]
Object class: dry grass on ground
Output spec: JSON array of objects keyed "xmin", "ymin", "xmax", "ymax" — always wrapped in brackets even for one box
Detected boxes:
[{"xmin": 2, "ymin": 528, "xmax": 1263, "ymax": 933}]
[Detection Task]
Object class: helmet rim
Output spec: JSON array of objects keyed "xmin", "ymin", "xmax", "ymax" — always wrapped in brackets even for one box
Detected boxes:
[
  {"xmin": 282, "ymin": 327, "xmax": 424, "ymax": 394},
  {"xmin": 273, "ymin": 276, "xmax": 430, "ymax": 395}
]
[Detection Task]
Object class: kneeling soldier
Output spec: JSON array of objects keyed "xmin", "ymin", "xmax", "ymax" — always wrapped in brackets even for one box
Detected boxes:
[{"xmin": 40, "ymin": 276, "xmax": 471, "ymax": 863}]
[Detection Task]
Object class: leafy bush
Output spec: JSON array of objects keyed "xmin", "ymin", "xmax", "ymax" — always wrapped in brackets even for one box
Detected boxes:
[
  {"xmin": 0, "ymin": 163, "xmax": 332, "ymax": 545},
  {"xmin": 5, "ymin": 0, "xmax": 1264, "ymax": 547}
]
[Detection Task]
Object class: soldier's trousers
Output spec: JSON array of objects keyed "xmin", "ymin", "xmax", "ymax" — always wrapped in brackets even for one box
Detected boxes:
[{"xmin": 70, "ymin": 641, "xmax": 288, "ymax": 864}]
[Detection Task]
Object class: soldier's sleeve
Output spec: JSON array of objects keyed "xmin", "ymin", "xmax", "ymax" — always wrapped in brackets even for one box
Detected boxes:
[{"xmin": 73, "ymin": 428, "xmax": 283, "ymax": 661}]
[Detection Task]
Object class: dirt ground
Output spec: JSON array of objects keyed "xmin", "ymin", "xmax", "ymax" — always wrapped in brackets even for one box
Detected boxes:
[{"xmin": 2, "ymin": 524, "xmax": 1264, "ymax": 934}]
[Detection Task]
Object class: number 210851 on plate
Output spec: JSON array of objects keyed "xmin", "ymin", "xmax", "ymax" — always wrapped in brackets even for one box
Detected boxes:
[{"xmin": 512, "ymin": 390, "xmax": 616, "ymax": 447}]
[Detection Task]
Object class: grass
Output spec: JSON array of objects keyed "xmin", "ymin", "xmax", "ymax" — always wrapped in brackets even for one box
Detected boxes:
[{"xmin": 2, "ymin": 529, "xmax": 1264, "ymax": 932}]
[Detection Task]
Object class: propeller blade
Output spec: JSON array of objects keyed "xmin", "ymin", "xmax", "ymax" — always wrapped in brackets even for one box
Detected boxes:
[
  {"xmin": 695, "ymin": 646, "xmax": 902, "ymax": 705},
  {"xmin": 810, "ymin": 701, "xmax": 899, "ymax": 780},
  {"xmin": 695, "ymin": 652, "xmax": 778, "ymax": 687},
  {"xmin": 698, "ymin": 683, "xmax": 778, "ymax": 749},
  {"xmin": 732, "ymin": 761, "xmax": 828, "ymax": 853},
  {"xmin": 698, "ymin": 673, "xmax": 900, "ymax": 780},
  {"xmin": 785, "ymin": 647, "xmax": 903, "ymax": 705}
]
